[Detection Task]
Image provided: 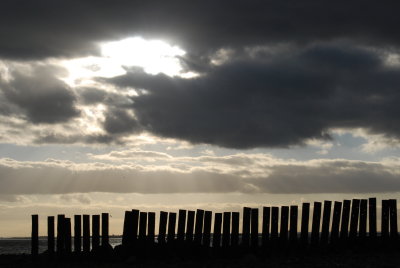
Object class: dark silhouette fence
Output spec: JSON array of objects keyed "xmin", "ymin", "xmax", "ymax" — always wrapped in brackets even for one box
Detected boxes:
[{"xmin": 31, "ymin": 198, "xmax": 399, "ymax": 257}]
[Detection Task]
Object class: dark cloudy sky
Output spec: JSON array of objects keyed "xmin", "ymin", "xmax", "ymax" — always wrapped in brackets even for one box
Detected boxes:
[{"xmin": 1, "ymin": 0, "xmax": 400, "ymax": 236}]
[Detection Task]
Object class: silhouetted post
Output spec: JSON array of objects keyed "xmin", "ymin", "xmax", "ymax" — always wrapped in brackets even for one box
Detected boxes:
[
  {"xmin": 389, "ymin": 199, "xmax": 398, "ymax": 240},
  {"xmin": 82, "ymin": 215, "xmax": 90, "ymax": 253},
  {"xmin": 122, "ymin": 211, "xmax": 132, "ymax": 246},
  {"xmin": 242, "ymin": 207, "xmax": 251, "ymax": 247},
  {"xmin": 74, "ymin": 215, "xmax": 81, "ymax": 253},
  {"xmin": 330, "ymin": 202, "xmax": 342, "ymax": 244},
  {"xmin": 186, "ymin": 210, "xmax": 195, "ymax": 242},
  {"xmin": 321, "ymin": 201, "xmax": 332, "ymax": 245},
  {"xmin": 101, "ymin": 213, "xmax": 109, "ymax": 246},
  {"xmin": 213, "ymin": 213, "xmax": 222, "ymax": 248},
  {"xmin": 194, "ymin": 209, "xmax": 204, "ymax": 245},
  {"xmin": 311, "ymin": 202, "xmax": 321, "ymax": 245},
  {"xmin": 148, "ymin": 212, "xmax": 156, "ymax": 244},
  {"xmin": 31, "ymin": 214, "xmax": 38, "ymax": 257},
  {"xmin": 300, "ymin": 203, "xmax": 310, "ymax": 245},
  {"xmin": 177, "ymin": 210, "xmax": 187, "ymax": 243},
  {"xmin": 139, "ymin": 212, "xmax": 147, "ymax": 243},
  {"xmin": 92, "ymin": 215, "xmax": 100, "ymax": 249},
  {"xmin": 262, "ymin": 207, "xmax": 270, "ymax": 247},
  {"xmin": 167, "ymin": 212, "xmax": 176, "ymax": 244},
  {"xmin": 289, "ymin": 206, "xmax": 298, "ymax": 244},
  {"xmin": 48, "ymin": 216, "xmax": 55, "ymax": 255},
  {"xmin": 222, "ymin": 212, "xmax": 231, "ymax": 247},
  {"xmin": 349, "ymin": 199, "xmax": 360, "ymax": 240},
  {"xmin": 381, "ymin": 200, "xmax": 390, "ymax": 241},
  {"xmin": 203, "ymin": 211, "xmax": 212, "ymax": 247},
  {"xmin": 359, "ymin": 199, "xmax": 368, "ymax": 240},
  {"xmin": 271, "ymin": 207, "xmax": 279, "ymax": 244},
  {"xmin": 340, "ymin": 200, "xmax": 351, "ymax": 240},
  {"xmin": 231, "ymin": 212, "xmax": 240, "ymax": 247},
  {"xmin": 131, "ymin": 209, "xmax": 139, "ymax": 245},
  {"xmin": 65, "ymin": 218, "xmax": 72, "ymax": 254},
  {"xmin": 57, "ymin": 214, "xmax": 65, "ymax": 254},
  {"xmin": 251, "ymin": 209, "xmax": 259, "ymax": 247},
  {"xmin": 280, "ymin": 206, "xmax": 289, "ymax": 244},
  {"xmin": 158, "ymin": 211, "xmax": 168, "ymax": 244},
  {"xmin": 368, "ymin": 198, "xmax": 377, "ymax": 239}
]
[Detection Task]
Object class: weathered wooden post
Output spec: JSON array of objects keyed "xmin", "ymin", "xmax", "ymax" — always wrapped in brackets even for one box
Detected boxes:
[
  {"xmin": 311, "ymin": 202, "xmax": 321, "ymax": 245},
  {"xmin": 359, "ymin": 199, "xmax": 368, "ymax": 240},
  {"xmin": 349, "ymin": 199, "xmax": 360, "ymax": 240},
  {"xmin": 31, "ymin": 214, "xmax": 39, "ymax": 257},
  {"xmin": 330, "ymin": 201, "xmax": 342, "ymax": 244},
  {"xmin": 340, "ymin": 200, "xmax": 351, "ymax": 240},
  {"xmin": 167, "ymin": 212, "xmax": 176, "ymax": 244},
  {"xmin": 122, "ymin": 211, "xmax": 132, "ymax": 246},
  {"xmin": 92, "ymin": 215, "xmax": 100, "ymax": 249},
  {"xmin": 194, "ymin": 209, "xmax": 204, "ymax": 245},
  {"xmin": 203, "ymin": 211, "xmax": 212, "ymax": 247},
  {"xmin": 231, "ymin": 212, "xmax": 240, "ymax": 247},
  {"xmin": 57, "ymin": 214, "xmax": 65, "ymax": 254},
  {"xmin": 389, "ymin": 199, "xmax": 398, "ymax": 240},
  {"xmin": 242, "ymin": 207, "xmax": 251, "ymax": 247},
  {"xmin": 158, "ymin": 211, "xmax": 168, "ymax": 244},
  {"xmin": 320, "ymin": 201, "xmax": 332, "ymax": 245},
  {"xmin": 65, "ymin": 218, "xmax": 72, "ymax": 254},
  {"xmin": 131, "ymin": 209, "xmax": 139, "ymax": 245},
  {"xmin": 177, "ymin": 210, "xmax": 187, "ymax": 243},
  {"xmin": 148, "ymin": 212, "xmax": 156, "ymax": 244},
  {"xmin": 74, "ymin": 215, "xmax": 81, "ymax": 253},
  {"xmin": 262, "ymin": 207, "xmax": 270, "ymax": 247},
  {"xmin": 368, "ymin": 198, "xmax": 377, "ymax": 239},
  {"xmin": 139, "ymin": 212, "xmax": 147, "ymax": 243},
  {"xmin": 213, "ymin": 213, "xmax": 222, "ymax": 248},
  {"xmin": 251, "ymin": 209, "xmax": 259, "ymax": 247},
  {"xmin": 222, "ymin": 212, "xmax": 231, "ymax": 247},
  {"xmin": 289, "ymin": 205, "xmax": 298, "ymax": 244},
  {"xmin": 381, "ymin": 200, "xmax": 390, "ymax": 241},
  {"xmin": 48, "ymin": 216, "xmax": 55, "ymax": 255},
  {"xmin": 186, "ymin": 210, "xmax": 195, "ymax": 242},
  {"xmin": 280, "ymin": 206, "xmax": 289, "ymax": 244},
  {"xmin": 101, "ymin": 213, "xmax": 109, "ymax": 246},
  {"xmin": 82, "ymin": 215, "xmax": 90, "ymax": 253},
  {"xmin": 300, "ymin": 203, "xmax": 310, "ymax": 245},
  {"xmin": 271, "ymin": 207, "xmax": 279, "ymax": 244}
]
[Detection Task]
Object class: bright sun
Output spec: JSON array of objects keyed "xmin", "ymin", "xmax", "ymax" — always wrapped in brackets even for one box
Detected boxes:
[{"xmin": 61, "ymin": 37, "xmax": 189, "ymax": 87}]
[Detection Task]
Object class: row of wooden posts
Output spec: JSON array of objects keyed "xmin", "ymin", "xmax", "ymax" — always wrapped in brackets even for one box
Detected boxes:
[{"xmin": 31, "ymin": 198, "xmax": 399, "ymax": 256}]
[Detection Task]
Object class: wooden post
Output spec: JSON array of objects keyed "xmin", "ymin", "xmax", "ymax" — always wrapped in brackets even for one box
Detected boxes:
[
  {"xmin": 340, "ymin": 200, "xmax": 351, "ymax": 240},
  {"xmin": 242, "ymin": 207, "xmax": 251, "ymax": 246},
  {"xmin": 186, "ymin": 210, "xmax": 195, "ymax": 242},
  {"xmin": 101, "ymin": 213, "xmax": 109, "ymax": 246},
  {"xmin": 158, "ymin": 211, "xmax": 168, "ymax": 244},
  {"xmin": 271, "ymin": 206, "xmax": 279, "ymax": 244},
  {"xmin": 64, "ymin": 218, "xmax": 72, "ymax": 254},
  {"xmin": 311, "ymin": 202, "xmax": 321, "ymax": 245},
  {"xmin": 82, "ymin": 215, "xmax": 90, "ymax": 253},
  {"xmin": 222, "ymin": 212, "xmax": 231, "ymax": 247},
  {"xmin": 139, "ymin": 212, "xmax": 147, "ymax": 243},
  {"xmin": 349, "ymin": 199, "xmax": 360, "ymax": 240},
  {"xmin": 122, "ymin": 211, "xmax": 132, "ymax": 246},
  {"xmin": 300, "ymin": 203, "xmax": 310, "ymax": 245},
  {"xmin": 203, "ymin": 211, "xmax": 212, "ymax": 247},
  {"xmin": 320, "ymin": 201, "xmax": 332, "ymax": 245},
  {"xmin": 177, "ymin": 209, "xmax": 187, "ymax": 243},
  {"xmin": 231, "ymin": 212, "xmax": 240, "ymax": 247},
  {"xmin": 57, "ymin": 214, "xmax": 65, "ymax": 254},
  {"xmin": 389, "ymin": 199, "xmax": 398, "ymax": 240},
  {"xmin": 251, "ymin": 209, "xmax": 259, "ymax": 247},
  {"xmin": 167, "ymin": 212, "xmax": 176, "ymax": 244},
  {"xmin": 131, "ymin": 209, "xmax": 139, "ymax": 245},
  {"xmin": 31, "ymin": 214, "xmax": 39, "ymax": 256},
  {"xmin": 359, "ymin": 199, "xmax": 368, "ymax": 240},
  {"xmin": 330, "ymin": 201, "xmax": 342, "ymax": 244},
  {"xmin": 148, "ymin": 212, "xmax": 156, "ymax": 244},
  {"xmin": 74, "ymin": 215, "xmax": 81, "ymax": 253},
  {"xmin": 92, "ymin": 215, "xmax": 100, "ymax": 249},
  {"xmin": 194, "ymin": 209, "xmax": 204, "ymax": 245},
  {"xmin": 381, "ymin": 200, "xmax": 390, "ymax": 241},
  {"xmin": 280, "ymin": 206, "xmax": 289, "ymax": 244},
  {"xmin": 368, "ymin": 198, "xmax": 377, "ymax": 239},
  {"xmin": 262, "ymin": 207, "xmax": 270, "ymax": 247},
  {"xmin": 213, "ymin": 213, "xmax": 222, "ymax": 248},
  {"xmin": 289, "ymin": 206, "xmax": 298, "ymax": 244},
  {"xmin": 47, "ymin": 216, "xmax": 55, "ymax": 255}
]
